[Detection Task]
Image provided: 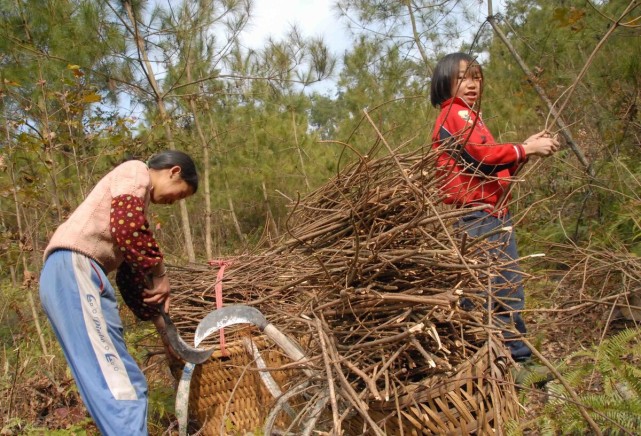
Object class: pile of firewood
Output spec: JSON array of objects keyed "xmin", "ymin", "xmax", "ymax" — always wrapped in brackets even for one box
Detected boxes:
[{"xmin": 168, "ymin": 141, "xmax": 520, "ymax": 434}]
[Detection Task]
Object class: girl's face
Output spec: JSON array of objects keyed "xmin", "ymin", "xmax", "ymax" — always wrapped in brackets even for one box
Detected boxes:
[
  {"xmin": 150, "ymin": 166, "xmax": 194, "ymax": 205},
  {"xmin": 451, "ymin": 60, "xmax": 483, "ymax": 107}
]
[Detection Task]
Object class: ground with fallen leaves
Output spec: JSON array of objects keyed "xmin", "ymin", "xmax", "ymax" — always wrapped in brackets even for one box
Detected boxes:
[{"xmin": 1, "ymin": 272, "xmax": 634, "ymax": 435}]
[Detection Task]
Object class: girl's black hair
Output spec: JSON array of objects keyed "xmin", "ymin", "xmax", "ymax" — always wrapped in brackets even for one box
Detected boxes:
[
  {"xmin": 430, "ymin": 52, "xmax": 482, "ymax": 108},
  {"xmin": 147, "ymin": 150, "xmax": 199, "ymax": 193}
]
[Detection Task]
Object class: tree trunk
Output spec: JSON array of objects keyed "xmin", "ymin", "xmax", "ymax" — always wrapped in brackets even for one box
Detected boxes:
[
  {"xmin": 486, "ymin": 3, "xmax": 593, "ymax": 177},
  {"xmin": 262, "ymin": 180, "xmax": 279, "ymax": 242},
  {"xmin": 225, "ymin": 179, "xmax": 244, "ymax": 242},
  {"xmin": 123, "ymin": 0, "xmax": 196, "ymax": 262},
  {"xmin": 405, "ymin": 0, "xmax": 431, "ymax": 76},
  {"xmin": 36, "ymin": 66, "xmax": 64, "ymax": 222},
  {"xmin": 185, "ymin": 61, "xmax": 213, "ymax": 260},
  {"xmin": 208, "ymin": 112, "xmax": 226, "ymax": 251},
  {"xmin": 291, "ymin": 109, "xmax": 310, "ymax": 191},
  {"xmin": 7, "ymin": 151, "xmax": 48, "ymax": 356}
]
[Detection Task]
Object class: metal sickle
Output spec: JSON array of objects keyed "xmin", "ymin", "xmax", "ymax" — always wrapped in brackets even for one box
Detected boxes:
[
  {"xmin": 144, "ymin": 270, "xmax": 214, "ymax": 365},
  {"xmin": 158, "ymin": 306, "xmax": 215, "ymax": 364}
]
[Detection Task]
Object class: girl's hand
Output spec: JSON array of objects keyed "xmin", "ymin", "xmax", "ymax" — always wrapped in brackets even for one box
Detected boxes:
[
  {"xmin": 522, "ymin": 130, "xmax": 560, "ymax": 157},
  {"xmin": 143, "ymin": 274, "xmax": 171, "ymax": 311}
]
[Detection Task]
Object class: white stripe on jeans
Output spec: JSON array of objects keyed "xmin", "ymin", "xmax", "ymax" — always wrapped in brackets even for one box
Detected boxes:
[{"xmin": 72, "ymin": 252, "xmax": 137, "ymax": 400}]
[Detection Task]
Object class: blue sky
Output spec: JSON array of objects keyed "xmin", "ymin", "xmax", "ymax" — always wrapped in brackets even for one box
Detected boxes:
[
  {"xmin": 239, "ymin": 0, "xmax": 352, "ymax": 95},
  {"xmin": 241, "ymin": 0, "xmax": 509, "ymax": 55},
  {"xmin": 241, "ymin": 0, "xmax": 351, "ymax": 55}
]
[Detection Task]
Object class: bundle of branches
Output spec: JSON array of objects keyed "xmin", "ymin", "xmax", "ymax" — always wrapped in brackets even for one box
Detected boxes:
[
  {"xmin": 169, "ymin": 142, "xmax": 520, "ymax": 433},
  {"xmin": 550, "ymin": 243, "xmax": 641, "ymax": 322}
]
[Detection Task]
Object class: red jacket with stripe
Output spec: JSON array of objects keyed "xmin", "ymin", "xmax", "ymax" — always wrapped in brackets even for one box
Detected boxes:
[{"xmin": 431, "ymin": 97, "xmax": 527, "ymax": 213}]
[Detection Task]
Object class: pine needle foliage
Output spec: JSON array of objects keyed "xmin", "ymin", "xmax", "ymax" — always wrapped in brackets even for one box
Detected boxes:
[{"xmin": 511, "ymin": 328, "xmax": 641, "ymax": 435}]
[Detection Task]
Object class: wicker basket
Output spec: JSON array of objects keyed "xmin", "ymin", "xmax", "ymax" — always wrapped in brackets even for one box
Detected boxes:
[
  {"xmin": 344, "ymin": 340, "xmax": 519, "ymax": 435},
  {"xmin": 185, "ymin": 332, "xmax": 517, "ymax": 435},
  {"xmin": 187, "ymin": 329, "xmax": 295, "ymax": 435}
]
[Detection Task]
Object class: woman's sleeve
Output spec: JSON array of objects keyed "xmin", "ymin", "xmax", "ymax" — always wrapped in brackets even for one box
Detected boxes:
[
  {"xmin": 110, "ymin": 194, "xmax": 164, "ymax": 320},
  {"xmin": 108, "ymin": 161, "xmax": 164, "ymax": 320},
  {"xmin": 115, "ymin": 262, "xmax": 160, "ymax": 320},
  {"xmin": 110, "ymin": 194, "xmax": 163, "ymax": 271}
]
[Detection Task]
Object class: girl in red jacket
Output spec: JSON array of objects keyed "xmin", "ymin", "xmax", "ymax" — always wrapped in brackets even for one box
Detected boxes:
[{"xmin": 430, "ymin": 52, "xmax": 558, "ymax": 361}]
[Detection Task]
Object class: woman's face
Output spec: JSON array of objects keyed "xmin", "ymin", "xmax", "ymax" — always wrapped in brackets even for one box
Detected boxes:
[
  {"xmin": 451, "ymin": 60, "xmax": 483, "ymax": 107},
  {"xmin": 150, "ymin": 166, "xmax": 194, "ymax": 205}
]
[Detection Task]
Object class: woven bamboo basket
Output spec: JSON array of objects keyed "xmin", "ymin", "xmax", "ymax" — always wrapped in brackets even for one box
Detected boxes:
[
  {"xmin": 186, "ymin": 328, "xmax": 296, "ymax": 435},
  {"xmin": 344, "ymin": 340, "xmax": 519, "ymax": 435},
  {"xmin": 185, "ymin": 334, "xmax": 517, "ymax": 435}
]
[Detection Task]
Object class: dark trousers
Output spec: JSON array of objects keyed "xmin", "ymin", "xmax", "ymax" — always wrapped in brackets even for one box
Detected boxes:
[{"xmin": 459, "ymin": 210, "xmax": 532, "ymax": 361}]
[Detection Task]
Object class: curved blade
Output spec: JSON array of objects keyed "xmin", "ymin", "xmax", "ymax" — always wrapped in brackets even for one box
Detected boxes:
[
  {"xmin": 159, "ymin": 307, "xmax": 215, "ymax": 364},
  {"xmin": 194, "ymin": 305, "xmax": 267, "ymax": 347}
]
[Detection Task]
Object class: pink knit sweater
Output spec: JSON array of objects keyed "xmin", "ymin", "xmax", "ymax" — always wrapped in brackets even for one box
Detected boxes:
[{"xmin": 44, "ymin": 160, "xmax": 152, "ymax": 273}]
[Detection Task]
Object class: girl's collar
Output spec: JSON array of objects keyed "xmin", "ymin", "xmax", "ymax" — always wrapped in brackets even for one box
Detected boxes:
[{"xmin": 441, "ymin": 96, "xmax": 477, "ymax": 111}]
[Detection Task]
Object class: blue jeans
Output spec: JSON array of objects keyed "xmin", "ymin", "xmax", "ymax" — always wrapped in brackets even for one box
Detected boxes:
[
  {"xmin": 39, "ymin": 250, "xmax": 149, "ymax": 435},
  {"xmin": 459, "ymin": 211, "xmax": 532, "ymax": 361}
]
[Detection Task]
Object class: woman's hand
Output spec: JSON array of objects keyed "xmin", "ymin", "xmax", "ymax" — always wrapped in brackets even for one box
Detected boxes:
[
  {"xmin": 522, "ymin": 130, "xmax": 560, "ymax": 157},
  {"xmin": 143, "ymin": 274, "xmax": 171, "ymax": 311}
]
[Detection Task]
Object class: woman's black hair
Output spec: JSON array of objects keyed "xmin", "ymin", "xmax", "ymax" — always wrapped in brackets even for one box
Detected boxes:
[
  {"xmin": 430, "ymin": 52, "xmax": 482, "ymax": 108},
  {"xmin": 147, "ymin": 150, "xmax": 199, "ymax": 193}
]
